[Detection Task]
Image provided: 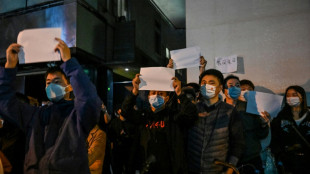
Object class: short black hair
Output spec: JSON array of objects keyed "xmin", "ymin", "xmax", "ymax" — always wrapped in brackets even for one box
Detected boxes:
[
  {"xmin": 185, "ymin": 83, "xmax": 200, "ymax": 93},
  {"xmin": 199, "ymin": 69, "xmax": 224, "ymax": 85},
  {"xmin": 181, "ymin": 86, "xmax": 196, "ymax": 101},
  {"xmin": 240, "ymin": 79, "xmax": 255, "ymax": 90},
  {"xmin": 45, "ymin": 66, "xmax": 69, "ymax": 83},
  {"xmin": 223, "ymin": 74, "xmax": 240, "ymax": 91}
]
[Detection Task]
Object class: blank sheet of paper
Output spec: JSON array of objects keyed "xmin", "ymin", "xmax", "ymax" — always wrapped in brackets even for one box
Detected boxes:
[
  {"xmin": 17, "ymin": 28, "xmax": 61, "ymax": 64},
  {"xmin": 170, "ymin": 46, "xmax": 200, "ymax": 70},
  {"xmin": 139, "ymin": 67, "xmax": 175, "ymax": 91},
  {"xmin": 246, "ymin": 91, "xmax": 283, "ymax": 118}
]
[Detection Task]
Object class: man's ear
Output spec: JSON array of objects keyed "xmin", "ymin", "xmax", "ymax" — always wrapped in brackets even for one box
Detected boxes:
[{"xmin": 165, "ymin": 95, "xmax": 170, "ymax": 103}]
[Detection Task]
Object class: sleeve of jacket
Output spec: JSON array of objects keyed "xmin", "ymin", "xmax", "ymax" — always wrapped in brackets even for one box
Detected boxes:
[
  {"xmin": 269, "ymin": 116, "xmax": 284, "ymax": 157},
  {"xmin": 121, "ymin": 92, "xmax": 141, "ymax": 124},
  {"xmin": 0, "ymin": 67, "xmax": 37, "ymax": 132},
  {"xmin": 174, "ymin": 94, "xmax": 198, "ymax": 127},
  {"xmin": 227, "ymin": 108, "xmax": 245, "ymax": 166},
  {"xmin": 88, "ymin": 128, "xmax": 107, "ymax": 168},
  {"xmin": 254, "ymin": 115, "xmax": 269, "ymax": 139},
  {"xmin": 61, "ymin": 58, "xmax": 102, "ymax": 134}
]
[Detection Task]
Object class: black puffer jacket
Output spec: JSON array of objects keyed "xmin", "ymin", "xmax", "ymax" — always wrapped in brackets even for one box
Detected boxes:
[{"xmin": 187, "ymin": 100, "xmax": 244, "ymax": 174}]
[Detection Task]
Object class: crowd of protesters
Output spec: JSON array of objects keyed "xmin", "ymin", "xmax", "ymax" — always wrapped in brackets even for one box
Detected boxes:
[{"xmin": 0, "ymin": 39, "xmax": 309, "ymax": 174}]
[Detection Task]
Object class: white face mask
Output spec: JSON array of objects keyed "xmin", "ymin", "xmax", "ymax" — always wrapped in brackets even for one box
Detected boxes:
[
  {"xmin": 286, "ymin": 97, "xmax": 301, "ymax": 107},
  {"xmin": 239, "ymin": 90, "xmax": 249, "ymax": 102},
  {"xmin": 201, "ymin": 84, "xmax": 216, "ymax": 99}
]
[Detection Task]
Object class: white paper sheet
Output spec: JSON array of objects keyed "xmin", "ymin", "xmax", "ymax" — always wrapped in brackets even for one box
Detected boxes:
[
  {"xmin": 139, "ymin": 67, "xmax": 175, "ymax": 91},
  {"xmin": 186, "ymin": 66, "xmax": 200, "ymax": 84},
  {"xmin": 170, "ymin": 46, "xmax": 200, "ymax": 70},
  {"xmin": 17, "ymin": 28, "xmax": 61, "ymax": 64},
  {"xmin": 246, "ymin": 91, "xmax": 283, "ymax": 118},
  {"xmin": 215, "ymin": 55, "xmax": 237, "ymax": 73}
]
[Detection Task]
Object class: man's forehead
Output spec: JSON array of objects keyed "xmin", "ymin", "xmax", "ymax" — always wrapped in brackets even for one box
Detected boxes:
[
  {"xmin": 46, "ymin": 72, "xmax": 65, "ymax": 80},
  {"xmin": 202, "ymin": 75, "xmax": 219, "ymax": 82},
  {"xmin": 241, "ymin": 84, "xmax": 252, "ymax": 89},
  {"xmin": 227, "ymin": 78, "xmax": 240, "ymax": 84},
  {"xmin": 149, "ymin": 90, "xmax": 168, "ymax": 95}
]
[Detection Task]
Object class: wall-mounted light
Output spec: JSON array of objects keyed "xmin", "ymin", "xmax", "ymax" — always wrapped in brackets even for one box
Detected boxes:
[{"xmin": 125, "ymin": 68, "xmax": 129, "ymax": 71}]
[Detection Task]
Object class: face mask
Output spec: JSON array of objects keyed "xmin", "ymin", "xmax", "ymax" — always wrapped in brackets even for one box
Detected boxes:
[
  {"xmin": 239, "ymin": 90, "xmax": 249, "ymax": 102},
  {"xmin": 45, "ymin": 83, "xmax": 67, "ymax": 102},
  {"xmin": 286, "ymin": 97, "xmax": 301, "ymax": 107},
  {"xmin": 201, "ymin": 84, "xmax": 216, "ymax": 99},
  {"xmin": 228, "ymin": 86, "xmax": 241, "ymax": 100},
  {"xmin": 148, "ymin": 95, "xmax": 165, "ymax": 112}
]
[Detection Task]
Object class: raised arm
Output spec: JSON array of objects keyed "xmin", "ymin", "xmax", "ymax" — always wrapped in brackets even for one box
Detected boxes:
[
  {"xmin": 121, "ymin": 74, "xmax": 141, "ymax": 122},
  {"xmin": 199, "ymin": 56, "xmax": 207, "ymax": 75},
  {"xmin": 171, "ymin": 77, "xmax": 198, "ymax": 127},
  {"xmin": 56, "ymin": 38, "xmax": 101, "ymax": 133},
  {"xmin": 0, "ymin": 44, "xmax": 37, "ymax": 131}
]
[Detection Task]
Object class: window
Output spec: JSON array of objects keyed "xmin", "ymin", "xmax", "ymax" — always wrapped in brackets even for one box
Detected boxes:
[{"xmin": 155, "ymin": 31, "xmax": 161, "ymax": 55}]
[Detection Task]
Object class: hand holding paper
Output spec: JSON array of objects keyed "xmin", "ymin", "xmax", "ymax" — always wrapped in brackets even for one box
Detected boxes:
[
  {"xmin": 172, "ymin": 77, "xmax": 181, "ymax": 96},
  {"xmin": 5, "ymin": 43, "xmax": 21, "ymax": 68},
  {"xmin": 167, "ymin": 59, "xmax": 173, "ymax": 68},
  {"xmin": 54, "ymin": 37, "xmax": 71, "ymax": 62},
  {"xmin": 199, "ymin": 56, "xmax": 207, "ymax": 74},
  {"xmin": 260, "ymin": 111, "xmax": 271, "ymax": 126},
  {"xmin": 132, "ymin": 74, "xmax": 141, "ymax": 95}
]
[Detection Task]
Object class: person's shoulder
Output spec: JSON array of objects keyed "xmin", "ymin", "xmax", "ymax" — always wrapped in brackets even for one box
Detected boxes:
[{"xmin": 219, "ymin": 101, "xmax": 235, "ymax": 111}]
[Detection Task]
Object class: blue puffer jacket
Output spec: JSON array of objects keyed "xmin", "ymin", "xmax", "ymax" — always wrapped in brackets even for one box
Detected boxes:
[{"xmin": 0, "ymin": 58, "xmax": 102, "ymax": 174}]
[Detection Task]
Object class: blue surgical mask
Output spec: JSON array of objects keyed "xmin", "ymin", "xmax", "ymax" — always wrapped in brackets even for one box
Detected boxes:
[
  {"xmin": 148, "ymin": 95, "xmax": 165, "ymax": 112},
  {"xmin": 228, "ymin": 86, "xmax": 241, "ymax": 100},
  {"xmin": 200, "ymin": 84, "xmax": 216, "ymax": 99},
  {"xmin": 45, "ymin": 83, "xmax": 67, "ymax": 102}
]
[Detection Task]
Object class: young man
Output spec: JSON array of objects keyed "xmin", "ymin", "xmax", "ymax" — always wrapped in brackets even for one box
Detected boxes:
[
  {"xmin": 223, "ymin": 76, "xmax": 270, "ymax": 174},
  {"xmin": 0, "ymin": 38, "xmax": 101, "ymax": 173},
  {"xmin": 187, "ymin": 69, "xmax": 244, "ymax": 174},
  {"xmin": 121, "ymin": 74, "xmax": 197, "ymax": 174}
]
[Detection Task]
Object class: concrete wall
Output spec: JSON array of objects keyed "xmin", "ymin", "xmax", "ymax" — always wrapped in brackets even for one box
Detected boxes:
[{"xmin": 186, "ymin": 0, "xmax": 310, "ymax": 94}]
